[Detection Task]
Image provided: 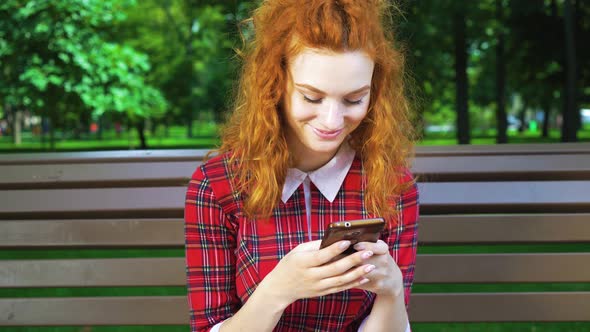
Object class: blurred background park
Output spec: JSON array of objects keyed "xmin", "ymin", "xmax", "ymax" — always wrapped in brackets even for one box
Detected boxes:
[{"xmin": 0, "ymin": 0, "xmax": 589, "ymax": 153}]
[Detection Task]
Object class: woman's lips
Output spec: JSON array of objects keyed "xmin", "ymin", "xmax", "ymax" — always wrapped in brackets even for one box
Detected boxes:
[{"xmin": 311, "ymin": 127, "xmax": 343, "ymax": 139}]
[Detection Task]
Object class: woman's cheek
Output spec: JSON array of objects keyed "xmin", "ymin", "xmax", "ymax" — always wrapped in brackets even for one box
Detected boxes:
[
  {"xmin": 347, "ymin": 108, "xmax": 369, "ymax": 124},
  {"xmin": 289, "ymin": 98, "xmax": 317, "ymax": 121}
]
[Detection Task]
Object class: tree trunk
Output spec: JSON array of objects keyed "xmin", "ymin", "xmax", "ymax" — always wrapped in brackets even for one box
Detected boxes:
[
  {"xmin": 97, "ymin": 115, "xmax": 103, "ymax": 140},
  {"xmin": 9, "ymin": 105, "xmax": 23, "ymax": 146},
  {"xmin": 49, "ymin": 117, "xmax": 56, "ymax": 151},
  {"xmin": 186, "ymin": 14, "xmax": 196, "ymax": 139},
  {"xmin": 561, "ymin": 0, "xmax": 578, "ymax": 142},
  {"xmin": 136, "ymin": 119, "xmax": 148, "ymax": 149},
  {"xmin": 161, "ymin": 0, "xmax": 194, "ymax": 139},
  {"xmin": 40, "ymin": 116, "xmax": 47, "ymax": 147},
  {"xmin": 213, "ymin": 109, "xmax": 222, "ymax": 124},
  {"xmin": 542, "ymin": 100, "xmax": 551, "ymax": 138},
  {"xmin": 518, "ymin": 102, "xmax": 527, "ymax": 133},
  {"xmin": 3, "ymin": 102, "xmax": 11, "ymax": 138},
  {"xmin": 573, "ymin": 0, "xmax": 581, "ymax": 132},
  {"xmin": 150, "ymin": 118, "xmax": 158, "ymax": 136},
  {"xmin": 495, "ymin": 0, "xmax": 507, "ymax": 144},
  {"xmin": 72, "ymin": 117, "xmax": 81, "ymax": 140},
  {"xmin": 454, "ymin": 11, "xmax": 470, "ymax": 144}
]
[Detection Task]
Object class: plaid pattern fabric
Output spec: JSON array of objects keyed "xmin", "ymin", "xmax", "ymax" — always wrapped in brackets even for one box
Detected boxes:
[{"xmin": 185, "ymin": 153, "xmax": 419, "ymax": 332}]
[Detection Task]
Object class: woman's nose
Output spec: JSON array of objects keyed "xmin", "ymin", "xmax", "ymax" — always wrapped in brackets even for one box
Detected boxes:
[{"xmin": 321, "ymin": 100, "xmax": 344, "ymax": 130}]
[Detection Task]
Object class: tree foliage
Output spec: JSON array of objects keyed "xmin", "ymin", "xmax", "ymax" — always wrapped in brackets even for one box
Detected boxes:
[
  {"xmin": 113, "ymin": 0, "xmax": 255, "ymax": 137},
  {"xmin": 0, "ymin": 0, "xmax": 166, "ymax": 147},
  {"xmin": 1, "ymin": 0, "xmax": 588, "ymax": 148}
]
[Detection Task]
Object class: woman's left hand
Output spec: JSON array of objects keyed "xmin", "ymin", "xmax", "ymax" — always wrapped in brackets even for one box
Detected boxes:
[{"xmin": 352, "ymin": 240, "xmax": 404, "ymax": 297}]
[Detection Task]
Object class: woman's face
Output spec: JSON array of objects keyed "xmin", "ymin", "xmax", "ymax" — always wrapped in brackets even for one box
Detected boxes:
[{"xmin": 284, "ymin": 48, "xmax": 375, "ymax": 171}]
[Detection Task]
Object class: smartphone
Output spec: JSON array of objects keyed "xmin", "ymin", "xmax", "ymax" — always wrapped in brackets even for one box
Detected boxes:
[{"xmin": 320, "ymin": 218, "xmax": 385, "ymax": 255}]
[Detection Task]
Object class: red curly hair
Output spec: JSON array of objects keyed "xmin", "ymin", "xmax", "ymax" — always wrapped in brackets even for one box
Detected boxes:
[{"xmin": 218, "ymin": 0, "xmax": 415, "ymax": 220}]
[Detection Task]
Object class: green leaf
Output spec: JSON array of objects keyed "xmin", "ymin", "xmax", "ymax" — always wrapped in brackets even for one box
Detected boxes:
[
  {"xmin": 48, "ymin": 75, "xmax": 64, "ymax": 85},
  {"xmin": 34, "ymin": 23, "xmax": 50, "ymax": 34},
  {"xmin": 58, "ymin": 52, "xmax": 70, "ymax": 63}
]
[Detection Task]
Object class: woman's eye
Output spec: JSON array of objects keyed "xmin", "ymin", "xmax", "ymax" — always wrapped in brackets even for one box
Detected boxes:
[
  {"xmin": 303, "ymin": 95, "xmax": 322, "ymax": 104},
  {"xmin": 345, "ymin": 98, "xmax": 363, "ymax": 105},
  {"xmin": 302, "ymin": 94, "xmax": 364, "ymax": 105}
]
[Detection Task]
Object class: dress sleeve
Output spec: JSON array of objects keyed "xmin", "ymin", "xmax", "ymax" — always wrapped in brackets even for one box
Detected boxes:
[
  {"xmin": 382, "ymin": 170, "xmax": 420, "ymax": 311},
  {"xmin": 184, "ymin": 165, "xmax": 240, "ymax": 332}
]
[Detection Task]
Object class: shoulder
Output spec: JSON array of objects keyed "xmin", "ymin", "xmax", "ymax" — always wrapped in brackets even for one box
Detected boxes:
[
  {"xmin": 399, "ymin": 167, "xmax": 417, "ymax": 186},
  {"xmin": 398, "ymin": 167, "xmax": 418, "ymax": 199},
  {"xmin": 187, "ymin": 152, "xmax": 241, "ymax": 213},
  {"xmin": 187, "ymin": 153, "xmax": 234, "ymax": 199},
  {"xmin": 185, "ymin": 153, "xmax": 240, "ymax": 231},
  {"xmin": 189, "ymin": 152, "xmax": 234, "ymax": 186},
  {"xmin": 397, "ymin": 167, "xmax": 419, "ymax": 222}
]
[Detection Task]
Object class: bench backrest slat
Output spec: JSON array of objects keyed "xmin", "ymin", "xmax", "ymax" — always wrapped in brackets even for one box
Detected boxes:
[
  {"xmin": 415, "ymin": 142, "xmax": 590, "ymax": 156},
  {"xmin": 2, "ymin": 254, "xmax": 589, "ymax": 288},
  {"xmin": 2, "ymin": 143, "xmax": 589, "ymax": 165},
  {"xmin": 414, "ymin": 154, "xmax": 590, "ymax": 181},
  {"xmin": 2, "ymin": 181, "xmax": 589, "ymax": 219},
  {"xmin": 3, "ymin": 154, "xmax": 590, "ymax": 189},
  {"xmin": 2, "ymin": 293, "xmax": 589, "ymax": 325},
  {"xmin": 419, "ymin": 214, "xmax": 590, "ymax": 243},
  {"xmin": 409, "ymin": 292, "xmax": 590, "ymax": 322},
  {"xmin": 2, "ymin": 214, "xmax": 589, "ymax": 248},
  {"xmin": 0, "ymin": 258, "xmax": 186, "ymax": 287},
  {"xmin": 0, "ymin": 162, "xmax": 199, "ymax": 189},
  {"xmin": 0, "ymin": 297, "xmax": 189, "ymax": 326},
  {"xmin": 0, "ymin": 149, "xmax": 208, "ymax": 165},
  {"xmin": 0, "ymin": 218, "xmax": 183, "ymax": 247}
]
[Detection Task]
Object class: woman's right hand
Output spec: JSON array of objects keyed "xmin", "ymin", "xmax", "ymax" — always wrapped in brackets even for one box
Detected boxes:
[{"xmin": 258, "ymin": 240, "xmax": 376, "ymax": 308}]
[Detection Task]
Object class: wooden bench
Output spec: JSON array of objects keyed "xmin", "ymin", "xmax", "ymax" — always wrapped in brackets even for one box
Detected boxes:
[{"xmin": 1, "ymin": 143, "xmax": 590, "ymax": 327}]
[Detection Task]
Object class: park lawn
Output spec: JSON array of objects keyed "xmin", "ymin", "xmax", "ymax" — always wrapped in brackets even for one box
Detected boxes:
[
  {"xmin": 1, "ymin": 125, "xmax": 590, "ymax": 152},
  {"xmin": 0, "ymin": 133, "xmax": 219, "ymax": 151}
]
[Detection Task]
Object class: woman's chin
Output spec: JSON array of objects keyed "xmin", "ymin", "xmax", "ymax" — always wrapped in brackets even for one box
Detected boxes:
[{"xmin": 306, "ymin": 140, "xmax": 344, "ymax": 156}]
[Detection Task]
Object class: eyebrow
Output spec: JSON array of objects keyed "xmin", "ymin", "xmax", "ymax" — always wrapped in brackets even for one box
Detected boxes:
[{"xmin": 294, "ymin": 83, "xmax": 370, "ymax": 96}]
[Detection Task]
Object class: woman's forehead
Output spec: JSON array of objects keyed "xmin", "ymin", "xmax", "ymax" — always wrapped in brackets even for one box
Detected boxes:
[{"xmin": 289, "ymin": 48, "xmax": 374, "ymax": 94}]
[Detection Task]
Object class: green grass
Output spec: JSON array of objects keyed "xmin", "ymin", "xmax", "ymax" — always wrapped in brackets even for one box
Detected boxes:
[
  {"xmin": 417, "ymin": 126, "xmax": 590, "ymax": 146},
  {"xmin": 0, "ymin": 122, "xmax": 219, "ymax": 152},
  {"xmin": 1, "ymin": 125, "xmax": 589, "ymax": 152},
  {"xmin": 0, "ymin": 134, "xmax": 218, "ymax": 151}
]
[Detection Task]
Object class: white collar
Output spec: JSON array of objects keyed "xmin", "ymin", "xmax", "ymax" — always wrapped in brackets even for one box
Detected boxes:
[{"xmin": 281, "ymin": 142, "xmax": 356, "ymax": 203}]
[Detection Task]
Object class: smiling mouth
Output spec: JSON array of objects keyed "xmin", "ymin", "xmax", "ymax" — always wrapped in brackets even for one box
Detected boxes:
[{"xmin": 312, "ymin": 127, "xmax": 343, "ymax": 139}]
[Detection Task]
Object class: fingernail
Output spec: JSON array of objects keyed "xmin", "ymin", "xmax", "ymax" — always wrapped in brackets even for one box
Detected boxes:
[
  {"xmin": 339, "ymin": 241, "xmax": 351, "ymax": 249},
  {"xmin": 364, "ymin": 265, "xmax": 376, "ymax": 273},
  {"xmin": 362, "ymin": 251, "xmax": 373, "ymax": 259},
  {"xmin": 354, "ymin": 244, "xmax": 365, "ymax": 250},
  {"xmin": 359, "ymin": 278, "xmax": 370, "ymax": 285}
]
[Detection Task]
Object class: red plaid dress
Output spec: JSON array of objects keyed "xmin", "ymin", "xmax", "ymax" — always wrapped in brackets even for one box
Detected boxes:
[{"xmin": 184, "ymin": 153, "xmax": 419, "ymax": 331}]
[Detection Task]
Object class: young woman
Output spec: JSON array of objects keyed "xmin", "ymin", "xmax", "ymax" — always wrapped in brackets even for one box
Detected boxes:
[{"xmin": 184, "ymin": 0, "xmax": 419, "ymax": 331}]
